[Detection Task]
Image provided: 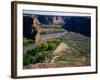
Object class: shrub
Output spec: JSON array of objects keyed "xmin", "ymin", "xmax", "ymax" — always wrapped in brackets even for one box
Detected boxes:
[
  {"xmin": 40, "ymin": 42, "xmax": 48, "ymax": 50},
  {"xmin": 23, "ymin": 38, "xmax": 34, "ymax": 46},
  {"xmin": 23, "ymin": 49, "xmax": 53, "ymax": 65},
  {"xmin": 23, "ymin": 53, "xmax": 31, "ymax": 65},
  {"xmin": 23, "ymin": 38, "xmax": 62, "ymax": 65},
  {"xmin": 23, "ymin": 40, "xmax": 29, "ymax": 46}
]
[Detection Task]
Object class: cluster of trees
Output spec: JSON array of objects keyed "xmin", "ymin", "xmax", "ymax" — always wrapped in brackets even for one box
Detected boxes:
[
  {"xmin": 23, "ymin": 49, "xmax": 53, "ymax": 65},
  {"xmin": 23, "ymin": 38, "xmax": 34, "ymax": 46},
  {"xmin": 23, "ymin": 38, "xmax": 62, "ymax": 65}
]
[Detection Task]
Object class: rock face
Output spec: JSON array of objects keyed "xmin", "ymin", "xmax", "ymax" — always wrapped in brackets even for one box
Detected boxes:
[
  {"xmin": 52, "ymin": 16, "xmax": 64, "ymax": 24},
  {"xmin": 23, "ymin": 63, "xmax": 57, "ymax": 69},
  {"xmin": 38, "ymin": 16, "xmax": 65, "ymax": 24},
  {"xmin": 63, "ymin": 17, "xmax": 91, "ymax": 37},
  {"xmin": 53, "ymin": 42, "xmax": 69, "ymax": 55},
  {"xmin": 23, "ymin": 15, "xmax": 91, "ymax": 40},
  {"xmin": 23, "ymin": 16, "xmax": 41, "ymax": 43},
  {"xmin": 32, "ymin": 16, "xmax": 41, "ymax": 43},
  {"xmin": 23, "ymin": 16, "xmax": 65, "ymax": 40}
]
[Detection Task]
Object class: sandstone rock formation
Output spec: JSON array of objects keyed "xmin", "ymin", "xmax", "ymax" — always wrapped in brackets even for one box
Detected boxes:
[
  {"xmin": 52, "ymin": 16, "xmax": 64, "ymax": 24},
  {"xmin": 32, "ymin": 16, "xmax": 41, "ymax": 44}
]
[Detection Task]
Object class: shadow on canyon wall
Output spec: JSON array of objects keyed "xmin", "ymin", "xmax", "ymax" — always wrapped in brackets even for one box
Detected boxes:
[
  {"xmin": 62, "ymin": 17, "xmax": 91, "ymax": 37},
  {"xmin": 23, "ymin": 16, "xmax": 91, "ymax": 39}
]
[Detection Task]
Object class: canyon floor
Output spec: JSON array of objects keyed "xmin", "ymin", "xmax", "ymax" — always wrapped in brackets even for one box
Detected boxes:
[{"xmin": 23, "ymin": 32, "xmax": 90, "ymax": 69}]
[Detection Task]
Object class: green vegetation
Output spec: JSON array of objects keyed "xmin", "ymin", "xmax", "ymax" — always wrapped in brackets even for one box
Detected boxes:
[
  {"xmin": 23, "ymin": 38, "xmax": 62, "ymax": 65},
  {"xmin": 23, "ymin": 50, "xmax": 53, "ymax": 65},
  {"xmin": 23, "ymin": 32, "xmax": 91, "ymax": 67},
  {"xmin": 23, "ymin": 38, "xmax": 34, "ymax": 46}
]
